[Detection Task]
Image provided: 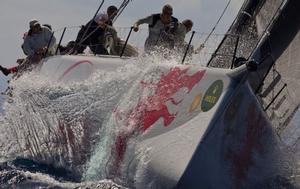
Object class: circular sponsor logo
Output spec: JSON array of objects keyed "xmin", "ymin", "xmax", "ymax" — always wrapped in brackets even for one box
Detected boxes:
[{"xmin": 201, "ymin": 80, "xmax": 223, "ymax": 112}]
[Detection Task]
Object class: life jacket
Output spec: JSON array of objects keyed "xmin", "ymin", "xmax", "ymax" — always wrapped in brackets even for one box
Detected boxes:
[
  {"xmin": 106, "ymin": 20, "xmax": 113, "ymax": 26},
  {"xmin": 149, "ymin": 13, "xmax": 178, "ymax": 30}
]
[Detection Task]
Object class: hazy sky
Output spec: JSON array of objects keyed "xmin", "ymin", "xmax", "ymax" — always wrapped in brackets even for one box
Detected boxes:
[{"xmin": 0, "ymin": 0, "xmax": 244, "ymax": 68}]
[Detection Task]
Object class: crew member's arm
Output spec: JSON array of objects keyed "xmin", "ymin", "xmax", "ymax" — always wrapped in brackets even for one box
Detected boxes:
[{"xmin": 133, "ymin": 15, "xmax": 153, "ymax": 32}]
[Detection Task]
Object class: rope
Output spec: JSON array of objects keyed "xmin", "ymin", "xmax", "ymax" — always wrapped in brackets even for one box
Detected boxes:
[
  {"xmin": 72, "ymin": 0, "xmax": 132, "ymax": 54},
  {"xmin": 113, "ymin": 0, "xmax": 131, "ymax": 23},
  {"xmin": 78, "ymin": 0, "xmax": 132, "ymax": 47},
  {"xmin": 73, "ymin": 0, "xmax": 105, "ymax": 54},
  {"xmin": 248, "ymin": 0, "xmax": 287, "ymax": 59},
  {"xmin": 195, "ymin": 0, "xmax": 232, "ymax": 53}
]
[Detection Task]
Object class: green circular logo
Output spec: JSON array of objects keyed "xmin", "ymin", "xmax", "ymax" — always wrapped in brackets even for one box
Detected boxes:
[{"xmin": 201, "ymin": 80, "xmax": 223, "ymax": 112}]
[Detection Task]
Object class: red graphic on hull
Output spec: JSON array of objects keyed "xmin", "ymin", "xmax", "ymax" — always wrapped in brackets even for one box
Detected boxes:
[
  {"xmin": 226, "ymin": 101, "xmax": 267, "ymax": 188},
  {"xmin": 110, "ymin": 67, "xmax": 206, "ymax": 176},
  {"xmin": 58, "ymin": 60, "xmax": 93, "ymax": 81}
]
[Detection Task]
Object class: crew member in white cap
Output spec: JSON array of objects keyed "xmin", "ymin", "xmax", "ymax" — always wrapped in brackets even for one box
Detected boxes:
[{"xmin": 22, "ymin": 19, "xmax": 56, "ymax": 57}]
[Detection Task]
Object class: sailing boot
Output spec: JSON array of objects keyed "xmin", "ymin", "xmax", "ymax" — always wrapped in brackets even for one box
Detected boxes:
[{"xmin": 0, "ymin": 65, "xmax": 11, "ymax": 76}]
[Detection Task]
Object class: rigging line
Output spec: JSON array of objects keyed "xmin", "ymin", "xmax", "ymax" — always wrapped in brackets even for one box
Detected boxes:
[
  {"xmin": 115, "ymin": 0, "xmax": 130, "ymax": 22},
  {"xmin": 113, "ymin": 0, "xmax": 131, "ymax": 23},
  {"xmin": 78, "ymin": 25, "xmax": 102, "ymax": 45},
  {"xmin": 248, "ymin": 0, "xmax": 287, "ymax": 59},
  {"xmin": 76, "ymin": 0, "xmax": 131, "ymax": 49},
  {"xmin": 195, "ymin": 0, "xmax": 232, "ymax": 53},
  {"xmin": 76, "ymin": 0, "xmax": 105, "ymax": 48}
]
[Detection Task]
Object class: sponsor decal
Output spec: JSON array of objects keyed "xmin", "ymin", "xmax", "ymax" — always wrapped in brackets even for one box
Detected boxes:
[
  {"xmin": 117, "ymin": 67, "xmax": 206, "ymax": 132},
  {"xmin": 189, "ymin": 93, "xmax": 202, "ymax": 112},
  {"xmin": 201, "ymin": 80, "xmax": 223, "ymax": 112},
  {"xmin": 111, "ymin": 67, "xmax": 206, "ymax": 176}
]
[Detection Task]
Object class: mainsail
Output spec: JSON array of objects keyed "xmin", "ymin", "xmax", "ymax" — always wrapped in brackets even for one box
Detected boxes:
[
  {"xmin": 207, "ymin": 0, "xmax": 285, "ymax": 68},
  {"xmin": 251, "ymin": 0, "xmax": 300, "ymax": 146},
  {"xmin": 207, "ymin": 0, "xmax": 300, "ymax": 145}
]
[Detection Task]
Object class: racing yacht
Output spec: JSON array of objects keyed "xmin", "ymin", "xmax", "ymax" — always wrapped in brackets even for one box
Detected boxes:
[{"xmin": 0, "ymin": 0, "xmax": 299, "ymax": 188}]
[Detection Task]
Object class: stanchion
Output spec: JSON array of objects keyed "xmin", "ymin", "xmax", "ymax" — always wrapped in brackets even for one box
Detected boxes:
[
  {"xmin": 181, "ymin": 31, "xmax": 195, "ymax": 64},
  {"xmin": 120, "ymin": 26, "xmax": 133, "ymax": 57}
]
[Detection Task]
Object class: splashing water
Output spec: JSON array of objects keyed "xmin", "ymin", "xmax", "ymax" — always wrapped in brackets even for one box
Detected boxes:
[
  {"xmin": 0, "ymin": 54, "xmax": 183, "ymax": 187},
  {"xmin": 0, "ymin": 60, "xmax": 143, "ymax": 169}
]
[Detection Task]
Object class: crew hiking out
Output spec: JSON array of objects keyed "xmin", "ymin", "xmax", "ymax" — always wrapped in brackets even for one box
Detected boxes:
[
  {"xmin": 72, "ymin": 5, "xmax": 118, "ymax": 55},
  {"xmin": 0, "ymin": 19, "xmax": 56, "ymax": 76},
  {"xmin": 133, "ymin": 4, "xmax": 179, "ymax": 53}
]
